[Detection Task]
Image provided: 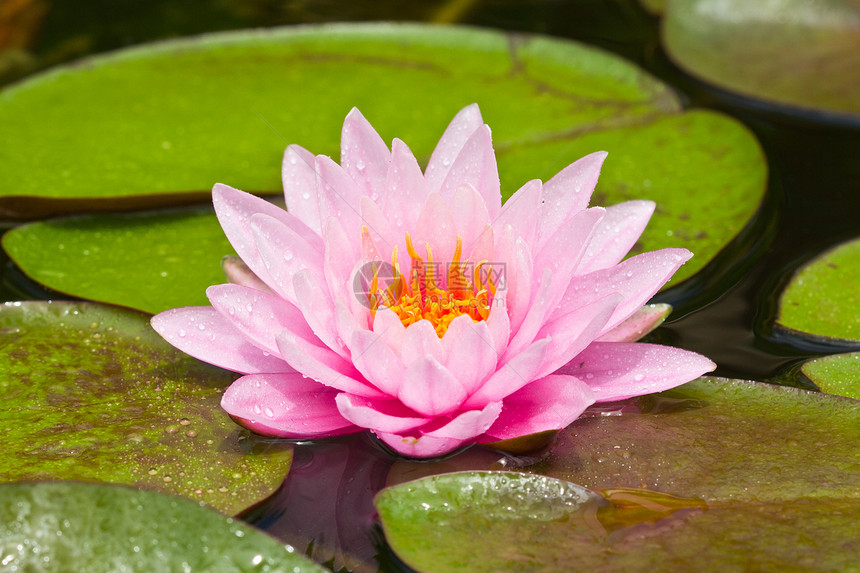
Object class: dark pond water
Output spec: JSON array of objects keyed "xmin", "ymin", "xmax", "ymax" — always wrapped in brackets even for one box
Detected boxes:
[{"xmin": 3, "ymin": 1, "xmax": 859, "ymax": 571}]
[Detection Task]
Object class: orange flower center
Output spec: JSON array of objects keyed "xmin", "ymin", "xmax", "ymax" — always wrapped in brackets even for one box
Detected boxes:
[{"xmin": 368, "ymin": 233, "xmax": 496, "ymax": 337}]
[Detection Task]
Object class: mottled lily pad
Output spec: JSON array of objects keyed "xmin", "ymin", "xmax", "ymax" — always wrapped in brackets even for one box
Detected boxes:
[
  {"xmin": 375, "ymin": 378, "xmax": 860, "ymax": 572},
  {"xmin": 0, "ymin": 301, "xmax": 291, "ymax": 515},
  {"xmin": 532, "ymin": 377, "xmax": 860, "ymax": 502},
  {"xmin": 0, "ymin": 482, "xmax": 329, "ymax": 572},
  {"xmin": 776, "ymin": 237, "xmax": 860, "ymax": 342},
  {"xmin": 661, "ymin": 0, "xmax": 860, "ymax": 117},
  {"xmin": 801, "ymin": 351, "xmax": 860, "ymax": 400},
  {"xmin": 2, "ymin": 208, "xmax": 235, "ymax": 314},
  {"xmin": 0, "ymin": 24, "xmax": 764, "ymax": 298}
]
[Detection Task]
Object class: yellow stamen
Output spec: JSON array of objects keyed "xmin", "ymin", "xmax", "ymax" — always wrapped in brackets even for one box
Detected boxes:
[{"xmin": 371, "ymin": 234, "xmax": 491, "ymax": 337}]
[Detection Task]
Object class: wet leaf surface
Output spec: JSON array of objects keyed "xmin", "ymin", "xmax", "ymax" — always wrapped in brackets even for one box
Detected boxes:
[
  {"xmin": 661, "ymin": 0, "xmax": 860, "ymax": 116},
  {"xmin": 0, "ymin": 481, "xmax": 330, "ymax": 572},
  {"xmin": 776, "ymin": 236, "xmax": 860, "ymax": 342},
  {"xmin": 801, "ymin": 351, "xmax": 860, "ymax": 400},
  {"xmin": 375, "ymin": 377, "xmax": 860, "ymax": 572},
  {"xmin": 2, "ymin": 208, "xmax": 235, "ymax": 314},
  {"xmin": 0, "ymin": 301, "xmax": 292, "ymax": 515}
]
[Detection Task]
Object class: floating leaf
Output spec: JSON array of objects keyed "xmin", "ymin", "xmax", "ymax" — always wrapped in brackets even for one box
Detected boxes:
[
  {"xmin": 0, "ymin": 301, "xmax": 291, "ymax": 515},
  {"xmin": 532, "ymin": 377, "xmax": 860, "ymax": 502},
  {"xmin": 2, "ymin": 208, "xmax": 235, "ymax": 313},
  {"xmin": 661, "ymin": 0, "xmax": 860, "ymax": 116},
  {"xmin": 0, "ymin": 482, "xmax": 329, "ymax": 572},
  {"xmin": 801, "ymin": 351, "xmax": 860, "ymax": 400},
  {"xmin": 776, "ymin": 236, "xmax": 860, "ymax": 342},
  {"xmin": 0, "ymin": 24, "xmax": 764, "ymax": 291},
  {"xmin": 375, "ymin": 378, "xmax": 860, "ymax": 571}
]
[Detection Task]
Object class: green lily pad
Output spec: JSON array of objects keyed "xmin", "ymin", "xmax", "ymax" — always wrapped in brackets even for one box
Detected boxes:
[
  {"xmin": 661, "ymin": 0, "xmax": 860, "ymax": 116},
  {"xmin": 375, "ymin": 378, "xmax": 860, "ymax": 572},
  {"xmin": 376, "ymin": 471, "xmax": 860, "ymax": 573},
  {"xmin": 2, "ymin": 208, "xmax": 235, "ymax": 314},
  {"xmin": 801, "ymin": 351, "xmax": 860, "ymax": 400},
  {"xmin": 776, "ymin": 236, "xmax": 860, "ymax": 342},
  {"xmin": 0, "ymin": 481, "xmax": 329, "ymax": 572},
  {"xmin": 0, "ymin": 24, "xmax": 764, "ymax": 296},
  {"xmin": 0, "ymin": 301, "xmax": 291, "ymax": 515},
  {"xmin": 532, "ymin": 377, "xmax": 860, "ymax": 502}
]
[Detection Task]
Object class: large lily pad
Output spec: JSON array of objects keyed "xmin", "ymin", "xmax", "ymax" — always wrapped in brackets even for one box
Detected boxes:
[
  {"xmin": 374, "ymin": 378, "xmax": 860, "ymax": 571},
  {"xmin": 661, "ymin": 0, "xmax": 860, "ymax": 117},
  {"xmin": 801, "ymin": 351, "xmax": 860, "ymax": 400},
  {"xmin": 531, "ymin": 377, "xmax": 860, "ymax": 501},
  {"xmin": 376, "ymin": 471, "xmax": 860, "ymax": 572},
  {"xmin": 2, "ymin": 208, "xmax": 235, "ymax": 313},
  {"xmin": 0, "ymin": 301, "xmax": 291, "ymax": 515},
  {"xmin": 0, "ymin": 24, "xmax": 764, "ymax": 287},
  {"xmin": 776, "ymin": 236, "xmax": 860, "ymax": 342},
  {"xmin": 0, "ymin": 481, "xmax": 329, "ymax": 572}
]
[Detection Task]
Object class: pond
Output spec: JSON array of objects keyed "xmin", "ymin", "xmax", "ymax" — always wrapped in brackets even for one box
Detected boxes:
[{"xmin": 1, "ymin": 1, "xmax": 859, "ymax": 571}]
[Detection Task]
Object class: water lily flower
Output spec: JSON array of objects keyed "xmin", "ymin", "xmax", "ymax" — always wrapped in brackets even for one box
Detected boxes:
[{"xmin": 152, "ymin": 104, "xmax": 715, "ymax": 458}]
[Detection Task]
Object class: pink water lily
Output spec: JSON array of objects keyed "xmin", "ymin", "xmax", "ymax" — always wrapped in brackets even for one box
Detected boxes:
[{"xmin": 152, "ymin": 104, "xmax": 715, "ymax": 458}]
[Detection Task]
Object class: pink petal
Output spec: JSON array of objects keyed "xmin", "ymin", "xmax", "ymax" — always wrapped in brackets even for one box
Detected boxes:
[
  {"xmin": 597, "ymin": 303, "xmax": 672, "ymax": 343},
  {"xmin": 359, "ymin": 195, "xmax": 398, "ymax": 258},
  {"xmin": 276, "ymin": 328, "xmax": 385, "ymax": 398},
  {"xmin": 440, "ymin": 314, "xmax": 477, "ymax": 355},
  {"xmin": 282, "ymin": 144, "xmax": 323, "ymax": 235},
  {"xmin": 222, "ymin": 373, "xmax": 356, "ymax": 437},
  {"xmin": 400, "ymin": 320, "xmax": 446, "ymax": 366},
  {"xmin": 315, "ymin": 154, "xmax": 364, "ymax": 241},
  {"xmin": 349, "ymin": 329, "xmax": 405, "ymax": 396},
  {"xmin": 493, "ymin": 179, "xmax": 542, "ymax": 246},
  {"xmin": 323, "ymin": 218, "xmax": 358, "ymax": 303},
  {"xmin": 151, "ymin": 306, "xmax": 290, "ymax": 374},
  {"xmin": 465, "ymin": 224, "xmax": 494, "ymax": 274},
  {"xmin": 535, "ymin": 293, "xmax": 621, "ymax": 379},
  {"xmin": 444, "ymin": 320, "xmax": 498, "ymax": 395},
  {"xmin": 450, "ymin": 183, "xmax": 491, "ymax": 254},
  {"xmin": 398, "ymin": 357, "xmax": 468, "ymax": 417},
  {"xmin": 533, "ymin": 206, "xmax": 605, "ymax": 312},
  {"xmin": 340, "ymin": 107, "xmax": 391, "ymax": 197},
  {"xmin": 335, "ymin": 394, "xmax": 428, "ymax": 434},
  {"xmin": 425, "ymin": 103, "xmax": 484, "ymax": 192},
  {"xmin": 464, "ymin": 338, "xmax": 549, "ymax": 408},
  {"xmin": 537, "ymin": 151, "xmax": 607, "ymax": 251},
  {"xmin": 250, "ymin": 212, "xmax": 325, "ymax": 305},
  {"xmin": 292, "ymin": 269, "xmax": 346, "ymax": 357},
  {"xmin": 375, "ymin": 401, "xmax": 502, "ymax": 458},
  {"xmin": 440, "ymin": 125, "xmax": 501, "ymax": 218},
  {"xmin": 578, "ymin": 200, "xmax": 655, "ymax": 274},
  {"xmin": 206, "ymin": 283, "xmax": 319, "ymax": 358},
  {"xmin": 557, "ymin": 248, "xmax": 692, "ymax": 335},
  {"xmin": 372, "ymin": 307, "xmax": 407, "ymax": 354},
  {"xmin": 494, "ymin": 225, "xmax": 533, "ymax": 333},
  {"xmin": 413, "ymin": 192, "xmax": 458, "ymax": 268},
  {"xmin": 485, "ymin": 301, "xmax": 511, "ymax": 358},
  {"xmin": 559, "ymin": 341, "xmax": 716, "ymax": 402},
  {"xmin": 212, "ymin": 184, "xmax": 321, "ymax": 290},
  {"xmin": 504, "ymin": 268, "xmax": 551, "ymax": 359},
  {"xmin": 221, "ymin": 255, "xmax": 274, "ymax": 295},
  {"xmin": 334, "ymin": 301, "xmax": 364, "ymax": 355},
  {"xmin": 382, "ymin": 138, "xmax": 431, "ymax": 234},
  {"xmin": 483, "ymin": 374, "xmax": 594, "ymax": 441}
]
